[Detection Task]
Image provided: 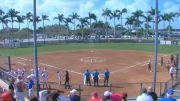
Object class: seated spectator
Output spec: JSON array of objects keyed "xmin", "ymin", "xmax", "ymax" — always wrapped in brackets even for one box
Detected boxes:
[
  {"xmin": 147, "ymin": 86, "xmax": 157, "ymax": 101},
  {"xmin": 136, "ymin": 88, "xmax": 153, "ymax": 101},
  {"xmin": 69, "ymin": 89, "xmax": 80, "ymax": 101},
  {"xmin": 30, "ymin": 96, "xmax": 39, "ymax": 101},
  {"xmin": 1, "ymin": 89, "xmax": 14, "ymax": 101},
  {"xmin": 121, "ymin": 92, "xmax": 128, "ymax": 101},
  {"xmin": 102, "ymin": 91, "xmax": 111, "ymax": 101},
  {"xmin": 39, "ymin": 90, "xmax": 50, "ymax": 101},
  {"xmin": 88, "ymin": 92, "xmax": 101, "ymax": 101},
  {"xmin": 160, "ymin": 89, "xmax": 176, "ymax": 101},
  {"xmin": 47, "ymin": 90, "xmax": 66, "ymax": 101}
]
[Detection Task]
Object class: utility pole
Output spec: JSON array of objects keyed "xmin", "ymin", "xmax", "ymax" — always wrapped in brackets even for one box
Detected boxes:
[{"xmin": 33, "ymin": 0, "xmax": 40, "ymax": 96}]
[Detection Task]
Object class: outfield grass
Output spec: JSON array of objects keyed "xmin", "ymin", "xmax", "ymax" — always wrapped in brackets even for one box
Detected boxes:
[{"xmin": 0, "ymin": 43, "xmax": 179, "ymax": 56}]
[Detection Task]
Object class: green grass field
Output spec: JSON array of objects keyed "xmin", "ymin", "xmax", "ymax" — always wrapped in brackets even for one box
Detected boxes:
[{"xmin": 0, "ymin": 43, "xmax": 179, "ymax": 56}]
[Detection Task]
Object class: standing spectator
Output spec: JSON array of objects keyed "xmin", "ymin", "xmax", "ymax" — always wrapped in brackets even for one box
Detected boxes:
[
  {"xmin": 15, "ymin": 75, "xmax": 25, "ymax": 101},
  {"xmin": 8, "ymin": 78, "xmax": 15, "ymax": 101},
  {"xmin": 88, "ymin": 92, "xmax": 100, "ymax": 101},
  {"xmin": 8, "ymin": 78, "xmax": 14, "ymax": 92},
  {"xmin": 69, "ymin": 89, "xmax": 81, "ymax": 101},
  {"xmin": 93, "ymin": 69, "xmax": 99, "ymax": 86},
  {"xmin": 136, "ymin": 88, "xmax": 153, "ymax": 101},
  {"xmin": 64, "ymin": 70, "xmax": 70, "ymax": 89},
  {"xmin": 160, "ymin": 89, "xmax": 176, "ymax": 101},
  {"xmin": 147, "ymin": 86, "xmax": 157, "ymax": 101},
  {"xmin": 169, "ymin": 64, "xmax": 176, "ymax": 79},
  {"xmin": 27, "ymin": 76, "xmax": 34, "ymax": 98},
  {"xmin": 104, "ymin": 68, "xmax": 110, "ymax": 86},
  {"xmin": 84, "ymin": 69, "xmax": 91, "ymax": 86},
  {"xmin": 57, "ymin": 71, "xmax": 61, "ymax": 86}
]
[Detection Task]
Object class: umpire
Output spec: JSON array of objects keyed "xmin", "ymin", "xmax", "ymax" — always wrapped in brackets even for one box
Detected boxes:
[
  {"xmin": 84, "ymin": 69, "xmax": 91, "ymax": 86},
  {"xmin": 104, "ymin": 68, "xmax": 110, "ymax": 86},
  {"xmin": 93, "ymin": 69, "xmax": 99, "ymax": 86}
]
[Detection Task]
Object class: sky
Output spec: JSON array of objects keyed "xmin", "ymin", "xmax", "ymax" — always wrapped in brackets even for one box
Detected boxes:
[{"xmin": 0, "ymin": 0, "xmax": 180, "ymax": 29}]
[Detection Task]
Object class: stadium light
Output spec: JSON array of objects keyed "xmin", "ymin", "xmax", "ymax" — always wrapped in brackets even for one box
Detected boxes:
[
  {"xmin": 33, "ymin": 0, "xmax": 40, "ymax": 96},
  {"xmin": 153, "ymin": 0, "xmax": 158, "ymax": 92}
]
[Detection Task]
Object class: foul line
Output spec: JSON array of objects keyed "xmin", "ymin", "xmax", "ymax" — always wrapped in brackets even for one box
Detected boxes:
[{"xmin": 17, "ymin": 57, "xmax": 84, "ymax": 76}]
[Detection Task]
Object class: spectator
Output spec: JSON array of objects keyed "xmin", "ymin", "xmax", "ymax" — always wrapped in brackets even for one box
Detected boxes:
[
  {"xmin": 88, "ymin": 92, "xmax": 100, "ymax": 101},
  {"xmin": 15, "ymin": 75, "xmax": 25, "ymax": 101},
  {"xmin": 160, "ymin": 89, "xmax": 176, "ymax": 101},
  {"xmin": 136, "ymin": 88, "xmax": 153, "ymax": 101},
  {"xmin": 8, "ymin": 78, "xmax": 14, "ymax": 91},
  {"xmin": 104, "ymin": 68, "xmax": 110, "ymax": 86},
  {"xmin": 147, "ymin": 86, "xmax": 157, "ymax": 101},
  {"xmin": 27, "ymin": 76, "xmax": 35, "ymax": 98},
  {"xmin": 121, "ymin": 92, "xmax": 128, "ymax": 101},
  {"xmin": 102, "ymin": 91, "xmax": 111, "ymax": 101},
  {"xmin": 93, "ymin": 69, "xmax": 99, "ymax": 86},
  {"xmin": 30, "ymin": 96, "xmax": 39, "ymax": 101},
  {"xmin": 46, "ymin": 90, "xmax": 66, "ymax": 101},
  {"xmin": 69, "ymin": 89, "xmax": 80, "ymax": 101},
  {"xmin": 39, "ymin": 90, "xmax": 50, "ymax": 101},
  {"xmin": 1, "ymin": 89, "xmax": 14, "ymax": 101}
]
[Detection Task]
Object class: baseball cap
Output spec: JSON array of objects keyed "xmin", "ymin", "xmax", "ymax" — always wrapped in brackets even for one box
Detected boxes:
[
  {"xmin": 104, "ymin": 91, "xmax": 112, "ymax": 97},
  {"xmin": 70, "ymin": 89, "xmax": 78, "ymax": 94},
  {"xmin": 166, "ymin": 89, "xmax": 174, "ymax": 95}
]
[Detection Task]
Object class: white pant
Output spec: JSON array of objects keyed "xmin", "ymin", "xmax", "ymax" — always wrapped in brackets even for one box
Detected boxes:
[{"xmin": 28, "ymin": 88, "xmax": 34, "ymax": 97}]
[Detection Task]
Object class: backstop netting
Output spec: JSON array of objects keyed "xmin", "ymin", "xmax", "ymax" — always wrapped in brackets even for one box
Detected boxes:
[{"xmin": 0, "ymin": 55, "xmax": 9, "ymax": 71}]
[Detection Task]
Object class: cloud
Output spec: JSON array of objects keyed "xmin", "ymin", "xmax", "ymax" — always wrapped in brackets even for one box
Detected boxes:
[{"xmin": 163, "ymin": 1, "xmax": 179, "ymax": 13}]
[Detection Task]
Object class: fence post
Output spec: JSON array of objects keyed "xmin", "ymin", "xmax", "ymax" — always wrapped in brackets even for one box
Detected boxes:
[
  {"xmin": 140, "ymin": 83, "xmax": 143, "ymax": 94},
  {"xmin": 160, "ymin": 82, "xmax": 162, "ymax": 96},
  {"xmin": 79, "ymin": 84, "xmax": 81, "ymax": 97},
  {"xmin": 8, "ymin": 56, "xmax": 11, "ymax": 72},
  {"xmin": 176, "ymin": 54, "xmax": 179, "ymax": 80},
  {"xmin": 109, "ymin": 84, "xmax": 112, "ymax": 92}
]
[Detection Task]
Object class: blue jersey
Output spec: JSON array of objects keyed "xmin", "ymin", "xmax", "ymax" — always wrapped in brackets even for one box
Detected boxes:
[
  {"xmin": 93, "ymin": 71, "xmax": 99, "ymax": 77},
  {"xmin": 84, "ymin": 71, "xmax": 90, "ymax": 77},
  {"xmin": 104, "ymin": 70, "xmax": 110, "ymax": 77},
  {"xmin": 28, "ymin": 79, "xmax": 34, "ymax": 89}
]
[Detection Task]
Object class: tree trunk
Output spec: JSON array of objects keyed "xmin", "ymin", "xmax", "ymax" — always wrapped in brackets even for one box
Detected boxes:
[
  {"xmin": 113, "ymin": 17, "xmax": 116, "ymax": 38},
  {"xmin": 43, "ymin": 20, "xmax": 45, "ymax": 44},
  {"xmin": 58, "ymin": 21, "xmax": 61, "ymax": 42},
  {"xmin": 19, "ymin": 23, "xmax": 20, "ymax": 30}
]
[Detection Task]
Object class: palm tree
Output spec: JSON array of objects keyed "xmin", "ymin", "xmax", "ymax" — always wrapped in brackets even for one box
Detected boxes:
[
  {"xmin": 125, "ymin": 16, "xmax": 135, "ymax": 30},
  {"xmin": 132, "ymin": 10, "xmax": 143, "ymax": 36},
  {"xmin": 88, "ymin": 12, "xmax": 97, "ymax": 29},
  {"xmin": 0, "ymin": 9, "xmax": 4, "ymax": 16},
  {"xmin": 110, "ymin": 10, "xmax": 118, "ymax": 37},
  {"xmin": 117, "ymin": 8, "xmax": 127, "ymax": 28},
  {"xmin": 77, "ymin": 18, "xmax": 89, "ymax": 39},
  {"xmin": 41, "ymin": 15, "xmax": 50, "ymax": 44},
  {"xmin": 165, "ymin": 12, "xmax": 176, "ymax": 35},
  {"xmin": 0, "ymin": 15, "xmax": 10, "ymax": 29},
  {"xmin": 64, "ymin": 17, "xmax": 72, "ymax": 38},
  {"xmin": 102, "ymin": 8, "xmax": 111, "ymax": 36},
  {"xmin": 69, "ymin": 13, "xmax": 79, "ymax": 31},
  {"xmin": 16, "ymin": 16, "xmax": 25, "ymax": 30},
  {"xmin": 148, "ymin": 7, "xmax": 160, "ymax": 33},
  {"xmin": 25, "ymin": 12, "xmax": 33, "ymax": 29},
  {"xmin": 143, "ymin": 15, "xmax": 153, "ymax": 39},
  {"xmin": 7, "ymin": 9, "xmax": 20, "ymax": 29},
  {"xmin": 30, "ymin": 16, "xmax": 41, "ymax": 24},
  {"xmin": 54, "ymin": 14, "xmax": 64, "ymax": 39}
]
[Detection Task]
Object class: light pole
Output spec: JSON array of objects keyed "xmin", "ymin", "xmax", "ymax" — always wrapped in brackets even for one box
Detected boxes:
[
  {"xmin": 153, "ymin": 0, "xmax": 158, "ymax": 92},
  {"xmin": 33, "ymin": 0, "xmax": 40, "ymax": 96}
]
